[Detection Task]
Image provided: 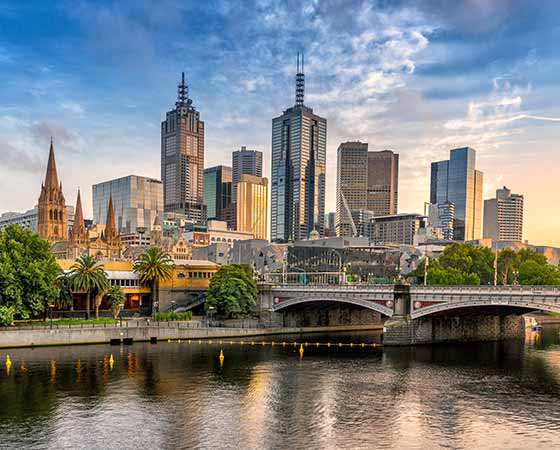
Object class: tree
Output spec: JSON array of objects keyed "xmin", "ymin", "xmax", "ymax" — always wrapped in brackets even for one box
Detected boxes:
[
  {"xmin": 0, "ymin": 225, "xmax": 61, "ymax": 326},
  {"xmin": 69, "ymin": 256, "xmax": 109, "ymax": 320},
  {"xmin": 438, "ymin": 243, "xmax": 494, "ymax": 284},
  {"xmin": 55, "ymin": 272, "xmax": 74, "ymax": 310},
  {"xmin": 497, "ymin": 248, "xmax": 518, "ymax": 285},
  {"xmin": 206, "ymin": 264, "xmax": 257, "ymax": 318},
  {"xmin": 518, "ymin": 260, "xmax": 560, "ymax": 286},
  {"xmin": 106, "ymin": 285, "xmax": 126, "ymax": 319},
  {"xmin": 133, "ymin": 247, "xmax": 173, "ymax": 316}
]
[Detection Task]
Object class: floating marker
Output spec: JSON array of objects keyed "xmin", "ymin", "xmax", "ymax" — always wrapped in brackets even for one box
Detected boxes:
[
  {"xmin": 168, "ymin": 339, "xmax": 171, "ymax": 343},
  {"xmin": 219, "ymin": 349, "xmax": 224, "ymax": 366},
  {"xmin": 338, "ymin": 343, "xmax": 342, "ymax": 347},
  {"xmin": 361, "ymin": 343, "xmax": 365, "ymax": 347},
  {"xmin": 282, "ymin": 342, "xmax": 286, "ymax": 347},
  {"xmin": 208, "ymin": 340, "xmax": 212, "ymax": 344},
  {"xmin": 350, "ymin": 343, "xmax": 353, "ymax": 348},
  {"xmin": 271, "ymin": 342, "xmax": 275, "ymax": 347},
  {"xmin": 327, "ymin": 343, "xmax": 331, "ymax": 347},
  {"xmin": 109, "ymin": 354, "xmax": 114, "ymax": 370},
  {"xmin": 316, "ymin": 342, "xmax": 320, "ymax": 347},
  {"xmin": 299, "ymin": 344, "xmax": 304, "ymax": 359},
  {"xmin": 178, "ymin": 339, "xmax": 181, "ymax": 343},
  {"xmin": 5, "ymin": 355, "xmax": 11, "ymax": 375}
]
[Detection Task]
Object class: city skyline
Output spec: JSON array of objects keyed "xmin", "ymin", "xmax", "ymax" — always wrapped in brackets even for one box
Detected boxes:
[{"xmin": 1, "ymin": 1, "xmax": 560, "ymax": 245}]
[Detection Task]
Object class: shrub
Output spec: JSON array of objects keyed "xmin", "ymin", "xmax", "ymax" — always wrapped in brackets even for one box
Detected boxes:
[{"xmin": 155, "ymin": 311, "xmax": 192, "ymax": 321}]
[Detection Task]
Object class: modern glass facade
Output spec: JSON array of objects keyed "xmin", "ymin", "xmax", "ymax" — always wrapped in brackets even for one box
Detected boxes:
[
  {"xmin": 232, "ymin": 146, "xmax": 262, "ymax": 199},
  {"xmin": 236, "ymin": 174, "xmax": 268, "ymax": 240},
  {"xmin": 92, "ymin": 175, "xmax": 163, "ymax": 233},
  {"xmin": 271, "ymin": 106, "xmax": 326, "ymax": 242},
  {"xmin": 203, "ymin": 165, "xmax": 232, "ymax": 226},
  {"xmin": 430, "ymin": 147, "xmax": 483, "ymax": 241}
]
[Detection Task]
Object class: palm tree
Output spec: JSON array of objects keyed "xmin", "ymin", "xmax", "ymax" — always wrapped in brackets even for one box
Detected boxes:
[
  {"xmin": 69, "ymin": 256, "xmax": 109, "ymax": 320},
  {"xmin": 55, "ymin": 272, "xmax": 74, "ymax": 310},
  {"xmin": 107, "ymin": 285, "xmax": 126, "ymax": 319},
  {"xmin": 133, "ymin": 247, "xmax": 173, "ymax": 318}
]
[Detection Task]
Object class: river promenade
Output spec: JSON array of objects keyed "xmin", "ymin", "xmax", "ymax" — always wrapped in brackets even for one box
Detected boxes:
[{"xmin": 0, "ymin": 322, "xmax": 383, "ymax": 349}]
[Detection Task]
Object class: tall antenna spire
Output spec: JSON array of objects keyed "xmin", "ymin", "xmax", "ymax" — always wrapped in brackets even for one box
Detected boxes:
[
  {"xmin": 295, "ymin": 52, "xmax": 305, "ymax": 107},
  {"xmin": 176, "ymin": 71, "xmax": 192, "ymax": 109}
]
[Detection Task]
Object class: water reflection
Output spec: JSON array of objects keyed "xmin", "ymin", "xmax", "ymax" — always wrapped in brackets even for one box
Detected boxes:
[{"xmin": 0, "ymin": 327, "xmax": 559, "ymax": 449}]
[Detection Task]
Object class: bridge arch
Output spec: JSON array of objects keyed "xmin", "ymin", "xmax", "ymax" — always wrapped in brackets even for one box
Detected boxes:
[
  {"xmin": 273, "ymin": 296, "xmax": 394, "ymax": 317},
  {"xmin": 411, "ymin": 299, "xmax": 560, "ymax": 319}
]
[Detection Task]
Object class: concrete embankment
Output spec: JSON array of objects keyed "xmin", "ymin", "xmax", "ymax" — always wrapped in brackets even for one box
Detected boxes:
[{"xmin": 0, "ymin": 323, "xmax": 383, "ymax": 349}]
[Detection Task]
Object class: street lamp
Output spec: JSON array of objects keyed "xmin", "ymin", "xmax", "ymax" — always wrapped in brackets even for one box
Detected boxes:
[
  {"xmin": 207, "ymin": 306, "xmax": 215, "ymax": 326},
  {"xmin": 49, "ymin": 303, "xmax": 55, "ymax": 329}
]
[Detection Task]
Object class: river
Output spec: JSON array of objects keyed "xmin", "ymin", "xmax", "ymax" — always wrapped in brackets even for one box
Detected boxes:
[{"xmin": 1, "ymin": 327, "xmax": 559, "ymax": 450}]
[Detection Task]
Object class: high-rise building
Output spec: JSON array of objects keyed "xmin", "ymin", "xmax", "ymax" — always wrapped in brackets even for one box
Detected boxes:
[
  {"xmin": 232, "ymin": 146, "xmax": 262, "ymax": 196},
  {"xmin": 368, "ymin": 213, "xmax": 428, "ymax": 245},
  {"xmin": 483, "ymin": 186, "xmax": 524, "ymax": 241},
  {"xmin": 37, "ymin": 139, "xmax": 67, "ymax": 242},
  {"xmin": 92, "ymin": 175, "xmax": 163, "ymax": 234},
  {"xmin": 161, "ymin": 73, "xmax": 206, "ymax": 223},
  {"xmin": 367, "ymin": 150, "xmax": 399, "ymax": 215},
  {"xmin": 236, "ymin": 174, "xmax": 268, "ymax": 240},
  {"xmin": 324, "ymin": 211, "xmax": 336, "ymax": 236},
  {"xmin": 271, "ymin": 54, "xmax": 326, "ymax": 242},
  {"xmin": 428, "ymin": 201, "xmax": 455, "ymax": 240},
  {"xmin": 430, "ymin": 147, "xmax": 483, "ymax": 241},
  {"xmin": 203, "ymin": 165, "xmax": 232, "ymax": 226},
  {"xmin": 335, "ymin": 142, "xmax": 399, "ymax": 236}
]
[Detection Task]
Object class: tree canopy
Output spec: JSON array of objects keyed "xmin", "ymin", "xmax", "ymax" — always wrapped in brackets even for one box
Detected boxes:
[
  {"xmin": 69, "ymin": 256, "xmax": 109, "ymax": 320},
  {"xmin": 0, "ymin": 225, "xmax": 61, "ymax": 325},
  {"xmin": 205, "ymin": 264, "xmax": 257, "ymax": 318},
  {"xmin": 415, "ymin": 243, "xmax": 559, "ymax": 286}
]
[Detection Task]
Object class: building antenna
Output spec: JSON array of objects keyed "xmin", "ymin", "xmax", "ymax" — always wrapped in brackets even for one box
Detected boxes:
[
  {"xmin": 295, "ymin": 52, "xmax": 305, "ymax": 106},
  {"xmin": 176, "ymin": 71, "xmax": 192, "ymax": 109}
]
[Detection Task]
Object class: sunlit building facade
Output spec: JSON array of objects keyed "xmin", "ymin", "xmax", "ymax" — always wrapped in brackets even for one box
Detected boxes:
[
  {"xmin": 483, "ymin": 186, "xmax": 524, "ymax": 241},
  {"xmin": 236, "ymin": 174, "xmax": 268, "ymax": 240}
]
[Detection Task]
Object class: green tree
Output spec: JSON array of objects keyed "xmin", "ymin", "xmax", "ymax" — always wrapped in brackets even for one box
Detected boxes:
[
  {"xmin": 206, "ymin": 264, "xmax": 257, "ymax": 318},
  {"xmin": 133, "ymin": 247, "xmax": 173, "ymax": 316},
  {"xmin": 0, "ymin": 225, "xmax": 61, "ymax": 325},
  {"xmin": 518, "ymin": 260, "xmax": 560, "ymax": 285},
  {"xmin": 55, "ymin": 272, "xmax": 74, "ymax": 310},
  {"xmin": 106, "ymin": 285, "xmax": 126, "ymax": 319},
  {"xmin": 438, "ymin": 243, "xmax": 494, "ymax": 284},
  {"xmin": 69, "ymin": 256, "xmax": 109, "ymax": 320},
  {"xmin": 497, "ymin": 248, "xmax": 519, "ymax": 285}
]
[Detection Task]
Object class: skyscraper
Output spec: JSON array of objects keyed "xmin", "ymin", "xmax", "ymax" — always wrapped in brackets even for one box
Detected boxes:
[
  {"xmin": 232, "ymin": 146, "xmax": 263, "ymax": 195},
  {"xmin": 236, "ymin": 174, "xmax": 268, "ymax": 240},
  {"xmin": 92, "ymin": 175, "xmax": 163, "ymax": 234},
  {"xmin": 271, "ymin": 54, "xmax": 326, "ymax": 242},
  {"xmin": 483, "ymin": 186, "xmax": 524, "ymax": 241},
  {"xmin": 203, "ymin": 165, "xmax": 232, "ymax": 226},
  {"xmin": 38, "ymin": 139, "xmax": 67, "ymax": 242},
  {"xmin": 161, "ymin": 73, "xmax": 206, "ymax": 223},
  {"xmin": 335, "ymin": 142, "xmax": 399, "ymax": 236},
  {"xmin": 430, "ymin": 147, "xmax": 483, "ymax": 241}
]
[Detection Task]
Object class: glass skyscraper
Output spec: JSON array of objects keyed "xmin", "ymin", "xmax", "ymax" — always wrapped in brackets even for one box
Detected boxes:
[
  {"xmin": 271, "ymin": 55, "xmax": 326, "ymax": 242},
  {"xmin": 430, "ymin": 147, "xmax": 483, "ymax": 241},
  {"xmin": 203, "ymin": 165, "xmax": 232, "ymax": 226},
  {"xmin": 92, "ymin": 175, "xmax": 163, "ymax": 233},
  {"xmin": 161, "ymin": 73, "xmax": 206, "ymax": 223}
]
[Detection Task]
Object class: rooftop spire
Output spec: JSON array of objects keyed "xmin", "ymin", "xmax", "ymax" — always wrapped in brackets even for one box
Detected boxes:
[
  {"xmin": 176, "ymin": 71, "xmax": 193, "ymax": 109},
  {"xmin": 104, "ymin": 195, "xmax": 117, "ymax": 240},
  {"xmin": 72, "ymin": 189, "xmax": 87, "ymax": 240},
  {"xmin": 295, "ymin": 52, "xmax": 305, "ymax": 107},
  {"xmin": 44, "ymin": 138, "xmax": 60, "ymax": 189}
]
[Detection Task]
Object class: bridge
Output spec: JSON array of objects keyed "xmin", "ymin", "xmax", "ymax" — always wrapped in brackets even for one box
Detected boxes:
[{"xmin": 258, "ymin": 273, "xmax": 560, "ymax": 345}]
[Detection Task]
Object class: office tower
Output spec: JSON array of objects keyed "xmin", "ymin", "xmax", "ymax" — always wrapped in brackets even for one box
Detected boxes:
[
  {"xmin": 430, "ymin": 147, "xmax": 483, "ymax": 241},
  {"xmin": 92, "ymin": 175, "xmax": 163, "ymax": 234},
  {"xmin": 204, "ymin": 165, "xmax": 232, "ymax": 226},
  {"xmin": 335, "ymin": 142, "xmax": 399, "ymax": 236},
  {"xmin": 236, "ymin": 174, "xmax": 268, "ymax": 240},
  {"xmin": 367, "ymin": 150, "xmax": 399, "ymax": 215},
  {"xmin": 368, "ymin": 213, "xmax": 428, "ymax": 245},
  {"xmin": 271, "ymin": 54, "xmax": 327, "ymax": 242},
  {"xmin": 232, "ymin": 146, "xmax": 262, "ymax": 195},
  {"xmin": 428, "ymin": 201, "xmax": 455, "ymax": 240},
  {"xmin": 161, "ymin": 72, "xmax": 206, "ymax": 223},
  {"xmin": 324, "ymin": 211, "xmax": 336, "ymax": 236},
  {"xmin": 483, "ymin": 186, "xmax": 524, "ymax": 241},
  {"xmin": 37, "ymin": 139, "xmax": 67, "ymax": 242}
]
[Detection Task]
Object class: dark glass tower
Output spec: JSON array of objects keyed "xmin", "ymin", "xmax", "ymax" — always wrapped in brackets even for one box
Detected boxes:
[
  {"xmin": 271, "ymin": 54, "xmax": 327, "ymax": 242},
  {"xmin": 161, "ymin": 73, "xmax": 206, "ymax": 223},
  {"xmin": 203, "ymin": 165, "xmax": 232, "ymax": 227}
]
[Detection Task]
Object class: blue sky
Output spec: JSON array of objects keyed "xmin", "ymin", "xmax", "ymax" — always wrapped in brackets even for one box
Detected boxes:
[{"xmin": 1, "ymin": 0, "xmax": 559, "ymax": 245}]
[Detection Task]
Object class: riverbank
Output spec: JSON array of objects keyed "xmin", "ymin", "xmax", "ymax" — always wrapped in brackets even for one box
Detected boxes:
[{"xmin": 0, "ymin": 323, "xmax": 383, "ymax": 349}]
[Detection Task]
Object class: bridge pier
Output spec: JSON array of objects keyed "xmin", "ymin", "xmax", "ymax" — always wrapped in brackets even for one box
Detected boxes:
[{"xmin": 383, "ymin": 314, "xmax": 525, "ymax": 346}]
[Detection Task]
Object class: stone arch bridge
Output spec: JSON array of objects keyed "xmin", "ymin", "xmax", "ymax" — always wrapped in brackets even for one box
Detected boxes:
[{"xmin": 259, "ymin": 283, "xmax": 560, "ymax": 345}]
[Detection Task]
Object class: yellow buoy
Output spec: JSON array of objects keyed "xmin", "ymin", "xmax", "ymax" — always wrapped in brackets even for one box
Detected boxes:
[
  {"xmin": 271, "ymin": 341, "xmax": 275, "ymax": 347},
  {"xmin": 109, "ymin": 354, "xmax": 114, "ymax": 370},
  {"xmin": 282, "ymin": 342, "xmax": 286, "ymax": 347},
  {"xmin": 338, "ymin": 343, "xmax": 342, "ymax": 347},
  {"xmin": 316, "ymin": 342, "xmax": 320, "ymax": 347},
  {"xmin": 299, "ymin": 344, "xmax": 304, "ymax": 359},
  {"xmin": 209, "ymin": 340, "xmax": 212, "ymax": 344},
  {"xmin": 219, "ymin": 349, "xmax": 225, "ymax": 366},
  {"xmin": 167, "ymin": 339, "xmax": 171, "ymax": 343},
  {"xmin": 327, "ymin": 343, "xmax": 331, "ymax": 347},
  {"xmin": 178, "ymin": 339, "xmax": 181, "ymax": 343},
  {"xmin": 5, "ymin": 355, "xmax": 11, "ymax": 375},
  {"xmin": 361, "ymin": 343, "xmax": 365, "ymax": 347},
  {"xmin": 350, "ymin": 342, "xmax": 353, "ymax": 348}
]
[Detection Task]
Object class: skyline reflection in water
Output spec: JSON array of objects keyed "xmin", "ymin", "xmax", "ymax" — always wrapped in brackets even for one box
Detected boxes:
[{"xmin": 0, "ymin": 328, "xmax": 559, "ymax": 450}]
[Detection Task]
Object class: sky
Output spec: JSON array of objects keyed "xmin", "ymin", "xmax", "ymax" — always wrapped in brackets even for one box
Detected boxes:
[{"xmin": 0, "ymin": 0, "xmax": 559, "ymax": 246}]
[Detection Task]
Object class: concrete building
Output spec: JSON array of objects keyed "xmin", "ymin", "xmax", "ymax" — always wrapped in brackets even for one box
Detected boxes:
[
  {"xmin": 324, "ymin": 212, "xmax": 336, "ymax": 236},
  {"xmin": 430, "ymin": 147, "xmax": 483, "ymax": 241},
  {"xmin": 483, "ymin": 186, "xmax": 524, "ymax": 241},
  {"xmin": 0, "ymin": 206, "xmax": 74, "ymax": 237},
  {"xmin": 183, "ymin": 220, "xmax": 253, "ymax": 249},
  {"xmin": 368, "ymin": 213, "xmax": 428, "ymax": 245},
  {"xmin": 271, "ymin": 54, "xmax": 326, "ymax": 242},
  {"xmin": 92, "ymin": 175, "xmax": 163, "ymax": 234},
  {"xmin": 335, "ymin": 142, "xmax": 398, "ymax": 236},
  {"xmin": 232, "ymin": 146, "xmax": 262, "ymax": 199},
  {"xmin": 192, "ymin": 242, "xmax": 230, "ymax": 265},
  {"xmin": 236, "ymin": 174, "xmax": 268, "ymax": 240},
  {"xmin": 203, "ymin": 165, "xmax": 232, "ymax": 226},
  {"xmin": 161, "ymin": 73, "xmax": 206, "ymax": 223}
]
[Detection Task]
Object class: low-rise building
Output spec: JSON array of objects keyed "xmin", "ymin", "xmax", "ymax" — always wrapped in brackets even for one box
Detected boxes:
[{"xmin": 368, "ymin": 213, "xmax": 428, "ymax": 245}]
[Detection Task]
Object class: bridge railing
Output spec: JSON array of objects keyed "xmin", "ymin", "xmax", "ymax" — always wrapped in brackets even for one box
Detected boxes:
[{"xmin": 410, "ymin": 285, "xmax": 560, "ymax": 295}]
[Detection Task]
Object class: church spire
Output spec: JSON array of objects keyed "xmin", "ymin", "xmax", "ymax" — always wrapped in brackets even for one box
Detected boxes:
[
  {"xmin": 44, "ymin": 138, "xmax": 60, "ymax": 189},
  {"xmin": 104, "ymin": 195, "xmax": 117, "ymax": 240},
  {"xmin": 295, "ymin": 52, "xmax": 305, "ymax": 107},
  {"xmin": 72, "ymin": 189, "xmax": 87, "ymax": 241}
]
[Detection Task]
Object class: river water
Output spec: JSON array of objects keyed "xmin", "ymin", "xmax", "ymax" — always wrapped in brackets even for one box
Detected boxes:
[{"xmin": 1, "ymin": 327, "xmax": 560, "ymax": 450}]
